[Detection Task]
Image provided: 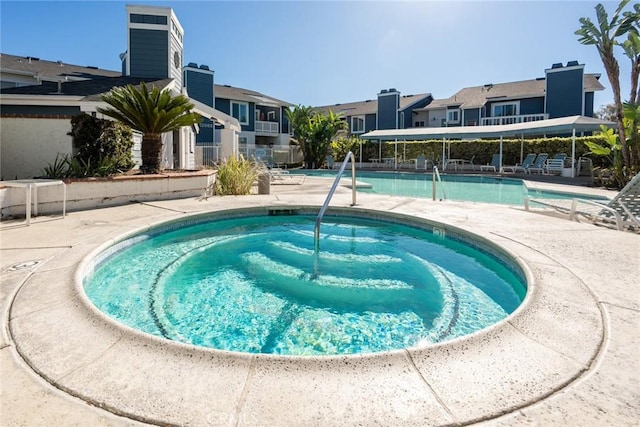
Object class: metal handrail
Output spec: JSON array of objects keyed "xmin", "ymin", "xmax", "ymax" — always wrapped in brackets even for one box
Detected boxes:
[
  {"xmin": 433, "ymin": 166, "xmax": 447, "ymax": 201},
  {"xmin": 314, "ymin": 151, "xmax": 357, "ymax": 251}
]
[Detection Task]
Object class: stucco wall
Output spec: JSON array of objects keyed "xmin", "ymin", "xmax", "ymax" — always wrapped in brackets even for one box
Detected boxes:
[{"xmin": 0, "ymin": 117, "xmax": 73, "ymax": 180}]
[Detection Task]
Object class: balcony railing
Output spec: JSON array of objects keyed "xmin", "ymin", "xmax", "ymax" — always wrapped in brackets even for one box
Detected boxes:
[
  {"xmin": 481, "ymin": 113, "xmax": 548, "ymax": 126},
  {"xmin": 255, "ymin": 120, "xmax": 279, "ymax": 135}
]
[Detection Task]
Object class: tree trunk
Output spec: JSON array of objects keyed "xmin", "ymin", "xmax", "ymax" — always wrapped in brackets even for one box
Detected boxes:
[
  {"xmin": 602, "ymin": 52, "xmax": 630, "ymax": 168},
  {"xmin": 141, "ymin": 133, "xmax": 163, "ymax": 174}
]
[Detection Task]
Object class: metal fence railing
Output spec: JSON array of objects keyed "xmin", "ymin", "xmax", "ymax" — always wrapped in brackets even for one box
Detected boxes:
[{"xmin": 194, "ymin": 144, "xmax": 304, "ymax": 168}]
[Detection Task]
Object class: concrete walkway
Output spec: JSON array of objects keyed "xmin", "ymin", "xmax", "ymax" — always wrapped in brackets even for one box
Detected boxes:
[{"xmin": 1, "ymin": 177, "xmax": 638, "ymax": 426}]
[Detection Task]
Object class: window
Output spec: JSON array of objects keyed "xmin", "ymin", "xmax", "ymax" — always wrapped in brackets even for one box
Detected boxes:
[
  {"xmin": 239, "ymin": 137, "xmax": 248, "ymax": 145},
  {"xmin": 267, "ymin": 111, "xmax": 275, "ymax": 121},
  {"xmin": 351, "ymin": 116, "xmax": 365, "ymax": 133},
  {"xmin": 231, "ymin": 101, "xmax": 249, "ymax": 125},
  {"xmin": 414, "ymin": 121, "xmax": 425, "ymax": 127},
  {"xmin": 255, "ymin": 109, "xmax": 261, "ymax": 121},
  {"xmin": 447, "ymin": 109, "xmax": 460, "ymax": 123},
  {"xmin": 130, "ymin": 14, "xmax": 167, "ymax": 25},
  {"xmin": 492, "ymin": 101, "xmax": 519, "ymax": 117}
]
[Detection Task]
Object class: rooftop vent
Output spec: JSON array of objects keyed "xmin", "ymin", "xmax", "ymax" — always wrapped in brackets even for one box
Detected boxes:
[
  {"xmin": 56, "ymin": 60, "xmax": 63, "ymax": 66},
  {"xmin": 199, "ymin": 64, "xmax": 210, "ymax": 70},
  {"xmin": 380, "ymin": 89, "xmax": 388, "ymax": 93},
  {"xmin": 566, "ymin": 60, "xmax": 579, "ymax": 67},
  {"xmin": 551, "ymin": 63, "xmax": 563, "ymax": 69},
  {"xmin": 536, "ymin": 77, "xmax": 545, "ymax": 81},
  {"xmin": 388, "ymin": 88, "xmax": 397, "ymax": 92},
  {"xmin": 86, "ymin": 66, "xmax": 98, "ymax": 69},
  {"xmin": 187, "ymin": 62, "xmax": 198, "ymax": 68},
  {"xmin": 26, "ymin": 56, "xmax": 40, "ymax": 63}
]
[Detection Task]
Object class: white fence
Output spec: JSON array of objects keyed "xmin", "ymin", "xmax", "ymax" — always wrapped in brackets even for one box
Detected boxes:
[{"xmin": 194, "ymin": 144, "xmax": 304, "ymax": 168}]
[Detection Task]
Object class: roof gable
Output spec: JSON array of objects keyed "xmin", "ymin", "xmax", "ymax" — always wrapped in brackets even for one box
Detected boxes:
[
  {"xmin": 422, "ymin": 74, "xmax": 604, "ymax": 111},
  {"xmin": 315, "ymin": 93, "xmax": 431, "ymax": 117},
  {"xmin": 214, "ymin": 84, "xmax": 292, "ymax": 107}
]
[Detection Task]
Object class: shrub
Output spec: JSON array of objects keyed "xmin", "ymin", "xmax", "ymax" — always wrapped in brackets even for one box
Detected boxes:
[
  {"xmin": 215, "ymin": 156, "xmax": 260, "ymax": 195},
  {"xmin": 68, "ymin": 113, "xmax": 134, "ymax": 175},
  {"xmin": 42, "ymin": 154, "xmax": 71, "ymax": 179}
]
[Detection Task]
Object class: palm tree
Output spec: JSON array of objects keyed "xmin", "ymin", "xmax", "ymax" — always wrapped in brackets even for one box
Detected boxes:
[
  {"xmin": 286, "ymin": 105, "xmax": 347, "ymax": 168},
  {"xmin": 576, "ymin": 0, "xmax": 638, "ymax": 168},
  {"xmin": 98, "ymin": 82, "xmax": 201, "ymax": 174}
]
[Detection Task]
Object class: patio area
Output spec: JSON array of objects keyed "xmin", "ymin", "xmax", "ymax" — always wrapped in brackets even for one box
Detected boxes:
[{"xmin": 1, "ymin": 176, "xmax": 638, "ymax": 426}]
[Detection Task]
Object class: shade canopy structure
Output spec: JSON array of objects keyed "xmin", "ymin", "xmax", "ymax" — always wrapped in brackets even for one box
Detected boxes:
[
  {"xmin": 359, "ymin": 115, "xmax": 614, "ymax": 141},
  {"xmin": 359, "ymin": 115, "xmax": 615, "ymax": 177}
]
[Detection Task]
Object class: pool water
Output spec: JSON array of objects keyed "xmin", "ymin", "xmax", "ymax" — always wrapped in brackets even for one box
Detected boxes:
[
  {"xmin": 84, "ymin": 213, "xmax": 526, "ymax": 355},
  {"xmin": 294, "ymin": 171, "xmax": 606, "ymax": 205}
]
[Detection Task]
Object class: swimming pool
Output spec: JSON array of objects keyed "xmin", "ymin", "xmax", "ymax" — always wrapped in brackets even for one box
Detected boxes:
[
  {"xmin": 83, "ymin": 208, "xmax": 526, "ymax": 356},
  {"xmin": 293, "ymin": 171, "xmax": 605, "ymax": 205}
]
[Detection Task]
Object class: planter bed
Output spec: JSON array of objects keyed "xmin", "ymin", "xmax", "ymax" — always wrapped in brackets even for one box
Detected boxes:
[{"xmin": 0, "ymin": 170, "xmax": 216, "ymax": 219}]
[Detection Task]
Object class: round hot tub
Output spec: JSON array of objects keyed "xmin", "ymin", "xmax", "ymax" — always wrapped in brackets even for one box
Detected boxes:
[{"xmin": 82, "ymin": 208, "xmax": 527, "ymax": 355}]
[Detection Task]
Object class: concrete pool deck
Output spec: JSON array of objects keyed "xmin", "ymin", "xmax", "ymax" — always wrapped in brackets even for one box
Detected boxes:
[{"xmin": 1, "ymin": 177, "xmax": 638, "ymax": 426}]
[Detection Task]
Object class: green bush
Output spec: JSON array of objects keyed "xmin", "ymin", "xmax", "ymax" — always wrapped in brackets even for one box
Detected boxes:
[
  {"xmin": 215, "ymin": 156, "xmax": 260, "ymax": 195},
  {"xmin": 68, "ymin": 113, "xmax": 134, "ymax": 175},
  {"xmin": 331, "ymin": 136, "xmax": 360, "ymax": 162}
]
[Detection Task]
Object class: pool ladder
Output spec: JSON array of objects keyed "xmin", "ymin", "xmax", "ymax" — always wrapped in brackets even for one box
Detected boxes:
[
  {"xmin": 433, "ymin": 166, "xmax": 447, "ymax": 201},
  {"xmin": 314, "ymin": 151, "xmax": 357, "ymax": 252}
]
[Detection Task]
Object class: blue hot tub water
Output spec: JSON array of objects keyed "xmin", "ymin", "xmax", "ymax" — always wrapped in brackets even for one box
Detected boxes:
[{"xmin": 84, "ymin": 213, "xmax": 526, "ymax": 355}]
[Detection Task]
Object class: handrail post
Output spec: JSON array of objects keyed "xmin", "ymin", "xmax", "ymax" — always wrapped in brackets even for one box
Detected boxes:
[
  {"xmin": 432, "ymin": 166, "xmax": 447, "ymax": 201},
  {"xmin": 432, "ymin": 166, "xmax": 437, "ymax": 201},
  {"xmin": 314, "ymin": 151, "xmax": 357, "ymax": 252}
]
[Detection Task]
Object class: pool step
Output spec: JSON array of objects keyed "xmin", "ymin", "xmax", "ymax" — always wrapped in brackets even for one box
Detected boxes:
[{"xmin": 240, "ymin": 251, "xmax": 440, "ymax": 318}]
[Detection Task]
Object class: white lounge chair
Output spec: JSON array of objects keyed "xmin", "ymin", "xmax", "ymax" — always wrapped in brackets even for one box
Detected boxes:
[
  {"xmin": 569, "ymin": 173, "xmax": 640, "ymax": 231},
  {"xmin": 480, "ymin": 154, "xmax": 501, "ymax": 172},
  {"xmin": 270, "ymin": 169, "xmax": 306, "ymax": 185},
  {"xmin": 502, "ymin": 153, "xmax": 536, "ymax": 174},
  {"xmin": 526, "ymin": 153, "xmax": 548, "ymax": 174}
]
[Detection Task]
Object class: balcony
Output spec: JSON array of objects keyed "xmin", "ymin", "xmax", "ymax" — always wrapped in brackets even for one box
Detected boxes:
[
  {"xmin": 481, "ymin": 113, "xmax": 548, "ymax": 126},
  {"xmin": 255, "ymin": 120, "xmax": 279, "ymax": 135}
]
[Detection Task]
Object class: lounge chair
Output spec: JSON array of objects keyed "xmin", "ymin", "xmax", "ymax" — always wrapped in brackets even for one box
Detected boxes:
[
  {"xmin": 542, "ymin": 153, "xmax": 567, "ymax": 175},
  {"xmin": 544, "ymin": 158, "xmax": 565, "ymax": 175},
  {"xmin": 480, "ymin": 154, "xmax": 501, "ymax": 172},
  {"xmin": 270, "ymin": 169, "xmax": 306, "ymax": 185},
  {"xmin": 415, "ymin": 155, "xmax": 429, "ymax": 170},
  {"xmin": 552, "ymin": 153, "xmax": 567, "ymax": 162},
  {"xmin": 569, "ymin": 173, "xmax": 640, "ymax": 231},
  {"xmin": 502, "ymin": 153, "xmax": 536, "ymax": 174},
  {"xmin": 526, "ymin": 153, "xmax": 548, "ymax": 174}
]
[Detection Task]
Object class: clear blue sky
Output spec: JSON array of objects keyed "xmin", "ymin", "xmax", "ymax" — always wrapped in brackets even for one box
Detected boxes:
[{"xmin": 1, "ymin": 1, "xmax": 635, "ymax": 111}]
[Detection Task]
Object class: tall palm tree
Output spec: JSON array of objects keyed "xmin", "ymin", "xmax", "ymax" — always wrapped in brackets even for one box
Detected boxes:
[
  {"xmin": 576, "ymin": 0, "xmax": 637, "ymax": 168},
  {"xmin": 98, "ymin": 82, "xmax": 201, "ymax": 173}
]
